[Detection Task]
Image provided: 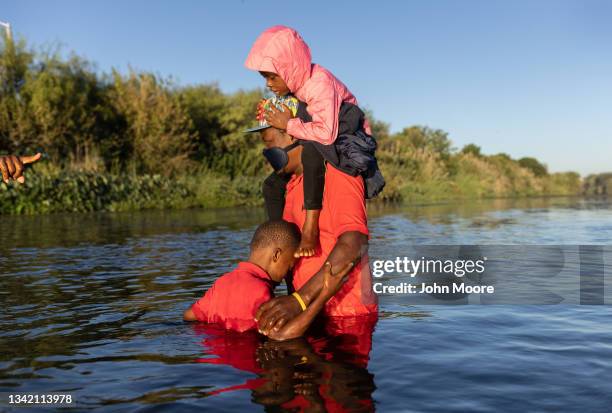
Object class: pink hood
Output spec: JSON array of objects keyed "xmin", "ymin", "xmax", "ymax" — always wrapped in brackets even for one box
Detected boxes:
[
  {"xmin": 245, "ymin": 26, "xmax": 369, "ymax": 145},
  {"xmin": 244, "ymin": 25, "xmax": 312, "ymax": 93}
]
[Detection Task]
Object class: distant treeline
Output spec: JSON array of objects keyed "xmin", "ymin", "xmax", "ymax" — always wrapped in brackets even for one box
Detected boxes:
[
  {"xmin": 583, "ymin": 173, "xmax": 612, "ymax": 196},
  {"xmin": 0, "ymin": 35, "xmax": 581, "ymax": 214}
]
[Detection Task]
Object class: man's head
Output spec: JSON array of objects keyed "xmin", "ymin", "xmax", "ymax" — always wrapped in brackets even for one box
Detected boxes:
[
  {"xmin": 249, "ymin": 220, "xmax": 301, "ymax": 282},
  {"xmin": 260, "ymin": 127, "xmax": 303, "ymax": 175}
]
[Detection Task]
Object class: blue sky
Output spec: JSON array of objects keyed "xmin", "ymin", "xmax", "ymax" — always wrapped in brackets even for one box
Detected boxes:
[{"xmin": 3, "ymin": 0, "xmax": 611, "ymax": 175}]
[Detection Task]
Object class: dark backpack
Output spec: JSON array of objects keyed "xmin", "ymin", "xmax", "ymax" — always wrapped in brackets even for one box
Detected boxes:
[{"xmin": 296, "ymin": 101, "xmax": 385, "ymax": 199}]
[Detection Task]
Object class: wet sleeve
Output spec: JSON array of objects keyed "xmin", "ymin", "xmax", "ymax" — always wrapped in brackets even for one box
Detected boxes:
[
  {"xmin": 191, "ymin": 291, "xmax": 211, "ymax": 322},
  {"xmin": 286, "ymin": 79, "xmax": 342, "ymax": 145}
]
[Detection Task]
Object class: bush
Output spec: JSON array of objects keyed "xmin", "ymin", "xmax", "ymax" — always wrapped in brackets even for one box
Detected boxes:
[
  {"xmin": 0, "ymin": 34, "xmax": 583, "ymax": 214},
  {"xmin": 518, "ymin": 157, "xmax": 548, "ymax": 177}
]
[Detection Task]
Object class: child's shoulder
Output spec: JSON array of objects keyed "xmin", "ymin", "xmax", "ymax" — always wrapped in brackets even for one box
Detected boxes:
[
  {"xmin": 304, "ymin": 64, "xmax": 351, "ymax": 99},
  {"xmin": 310, "ymin": 64, "xmax": 338, "ymax": 84},
  {"xmin": 215, "ymin": 262, "xmax": 271, "ymax": 289}
]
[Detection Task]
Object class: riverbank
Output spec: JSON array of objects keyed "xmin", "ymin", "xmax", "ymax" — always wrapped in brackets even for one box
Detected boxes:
[
  {"xmin": 0, "ymin": 161, "xmax": 581, "ymax": 215},
  {"xmin": 1, "ymin": 35, "xmax": 582, "ymax": 215}
]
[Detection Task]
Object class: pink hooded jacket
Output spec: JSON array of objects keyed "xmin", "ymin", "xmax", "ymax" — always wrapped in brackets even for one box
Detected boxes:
[{"xmin": 245, "ymin": 25, "xmax": 370, "ymax": 145}]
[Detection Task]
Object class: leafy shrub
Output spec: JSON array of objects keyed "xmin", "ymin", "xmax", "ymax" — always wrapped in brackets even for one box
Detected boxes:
[{"xmin": 0, "ymin": 34, "xmax": 583, "ymax": 214}]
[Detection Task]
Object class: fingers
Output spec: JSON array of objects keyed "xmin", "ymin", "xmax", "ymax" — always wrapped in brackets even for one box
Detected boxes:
[
  {"xmin": 271, "ymin": 316, "xmax": 287, "ymax": 332},
  {"xmin": 19, "ymin": 153, "xmax": 42, "ymax": 165},
  {"xmin": 0, "ymin": 157, "xmax": 9, "ymax": 183},
  {"xmin": 260, "ymin": 309, "xmax": 284, "ymax": 334},
  {"xmin": 323, "ymin": 261, "xmax": 332, "ymax": 273},
  {"xmin": 257, "ymin": 304, "xmax": 280, "ymax": 331},
  {"xmin": 255, "ymin": 299, "xmax": 275, "ymax": 321},
  {"xmin": 293, "ymin": 372, "xmax": 317, "ymax": 380},
  {"xmin": 12, "ymin": 156, "xmax": 24, "ymax": 181},
  {"xmin": 0, "ymin": 154, "xmax": 40, "ymax": 184},
  {"xmin": 334, "ymin": 261, "xmax": 355, "ymax": 278},
  {"xmin": 264, "ymin": 109, "xmax": 277, "ymax": 121},
  {"xmin": 294, "ymin": 383, "xmax": 316, "ymax": 396},
  {"xmin": 265, "ymin": 105, "xmax": 282, "ymax": 120},
  {"xmin": 5, "ymin": 156, "xmax": 16, "ymax": 178},
  {"xmin": 280, "ymin": 104, "xmax": 294, "ymax": 117}
]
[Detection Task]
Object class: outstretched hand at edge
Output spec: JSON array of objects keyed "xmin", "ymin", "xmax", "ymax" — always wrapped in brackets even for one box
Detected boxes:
[{"xmin": 0, "ymin": 153, "xmax": 43, "ymax": 184}]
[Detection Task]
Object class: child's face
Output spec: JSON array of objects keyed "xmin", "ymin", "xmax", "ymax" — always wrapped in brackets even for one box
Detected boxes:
[
  {"xmin": 259, "ymin": 71, "xmax": 290, "ymax": 96},
  {"xmin": 268, "ymin": 246, "xmax": 298, "ymax": 282}
]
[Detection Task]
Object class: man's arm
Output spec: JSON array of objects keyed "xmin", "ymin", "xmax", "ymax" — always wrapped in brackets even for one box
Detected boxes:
[
  {"xmin": 264, "ymin": 261, "xmax": 354, "ymax": 340},
  {"xmin": 256, "ymin": 230, "xmax": 367, "ymax": 333},
  {"xmin": 297, "ymin": 231, "xmax": 367, "ymax": 306}
]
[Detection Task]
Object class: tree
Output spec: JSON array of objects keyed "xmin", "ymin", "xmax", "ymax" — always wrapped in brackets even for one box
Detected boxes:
[
  {"xmin": 518, "ymin": 157, "xmax": 548, "ymax": 177},
  {"xmin": 0, "ymin": 33, "xmax": 34, "ymax": 153},
  {"xmin": 109, "ymin": 70, "xmax": 197, "ymax": 174},
  {"xmin": 391, "ymin": 126, "xmax": 452, "ymax": 159},
  {"xmin": 461, "ymin": 143, "xmax": 481, "ymax": 157}
]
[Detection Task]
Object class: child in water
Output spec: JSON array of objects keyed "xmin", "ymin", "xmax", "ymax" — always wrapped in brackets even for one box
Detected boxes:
[
  {"xmin": 245, "ymin": 25, "xmax": 372, "ymax": 258},
  {"xmin": 183, "ymin": 220, "xmax": 354, "ymax": 338}
]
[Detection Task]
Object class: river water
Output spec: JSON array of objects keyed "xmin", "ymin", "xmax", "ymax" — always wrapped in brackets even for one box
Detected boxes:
[{"xmin": 1, "ymin": 197, "xmax": 611, "ymax": 412}]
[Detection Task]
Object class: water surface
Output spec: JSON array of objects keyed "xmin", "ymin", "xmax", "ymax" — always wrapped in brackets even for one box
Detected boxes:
[{"xmin": 1, "ymin": 197, "xmax": 611, "ymax": 412}]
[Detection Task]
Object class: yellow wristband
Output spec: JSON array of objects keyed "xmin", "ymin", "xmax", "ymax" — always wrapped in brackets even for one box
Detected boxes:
[{"xmin": 292, "ymin": 292, "xmax": 307, "ymax": 311}]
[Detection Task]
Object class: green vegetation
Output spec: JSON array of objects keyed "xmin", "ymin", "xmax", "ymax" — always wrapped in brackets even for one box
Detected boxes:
[{"xmin": 0, "ymin": 35, "xmax": 581, "ymax": 214}]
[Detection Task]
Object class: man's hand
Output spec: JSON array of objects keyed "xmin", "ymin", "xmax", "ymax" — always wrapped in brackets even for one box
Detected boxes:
[
  {"xmin": 0, "ymin": 153, "xmax": 42, "ymax": 184},
  {"xmin": 256, "ymin": 294, "xmax": 302, "ymax": 335},
  {"xmin": 321, "ymin": 261, "xmax": 354, "ymax": 300},
  {"xmin": 183, "ymin": 306, "xmax": 197, "ymax": 321},
  {"xmin": 264, "ymin": 103, "xmax": 294, "ymax": 130}
]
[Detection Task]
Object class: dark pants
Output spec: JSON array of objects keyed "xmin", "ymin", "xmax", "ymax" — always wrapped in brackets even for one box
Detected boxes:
[
  {"xmin": 262, "ymin": 141, "xmax": 325, "ymax": 220},
  {"xmin": 301, "ymin": 141, "xmax": 325, "ymax": 210},
  {"xmin": 262, "ymin": 172, "xmax": 291, "ymax": 220}
]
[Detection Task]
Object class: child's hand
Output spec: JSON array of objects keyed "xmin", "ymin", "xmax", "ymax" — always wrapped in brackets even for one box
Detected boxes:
[
  {"xmin": 321, "ymin": 261, "xmax": 354, "ymax": 300},
  {"xmin": 265, "ymin": 103, "xmax": 294, "ymax": 130},
  {"xmin": 256, "ymin": 99, "xmax": 267, "ymax": 121}
]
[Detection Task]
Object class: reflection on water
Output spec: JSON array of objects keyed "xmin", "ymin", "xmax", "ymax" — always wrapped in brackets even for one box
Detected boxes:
[
  {"xmin": 1, "ymin": 196, "xmax": 612, "ymax": 411},
  {"xmin": 193, "ymin": 315, "xmax": 377, "ymax": 411}
]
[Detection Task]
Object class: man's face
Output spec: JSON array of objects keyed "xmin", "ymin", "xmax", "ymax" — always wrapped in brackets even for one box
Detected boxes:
[
  {"xmin": 268, "ymin": 247, "xmax": 298, "ymax": 282},
  {"xmin": 260, "ymin": 128, "xmax": 303, "ymax": 175},
  {"xmin": 259, "ymin": 71, "xmax": 291, "ymax": 96}
]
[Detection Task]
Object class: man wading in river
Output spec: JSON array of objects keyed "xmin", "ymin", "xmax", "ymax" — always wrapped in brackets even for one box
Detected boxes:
[{"xmin": 255, "ymin": 123, "xmax": 378, "ymax": 339}]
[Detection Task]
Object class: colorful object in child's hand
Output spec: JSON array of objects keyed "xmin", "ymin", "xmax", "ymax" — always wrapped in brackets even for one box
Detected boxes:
[{"xmin": 244, "ymin": 95, "xmax": 299, "ymax": 133}]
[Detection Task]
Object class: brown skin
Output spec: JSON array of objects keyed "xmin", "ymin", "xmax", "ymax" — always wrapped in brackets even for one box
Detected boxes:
[
  {"xmin": 256, "ymin": 128, "xmax": 369, "ymax": 336},
  {"xmin": 0, "ymin": 153, "xmax": 42, "ymax": 184},
  {"xmin": 259, "ymin": 71, "xmax": 291, "ymax": 97},
  {"xmin": 297, "ymin": 210, "xmax": 320, "ymax": 258},
  {"xmin": 183, "ymin": 240, "xmax": 298, "ymax": 322},
  {"xmin": 256, "ymin": 338, "xmax": 376, "ymax": 408},
  {"xmin": 259, "ymin": 71, "xmax": 295, "ymax": 130},
  {"xmin": 265, "ymin": 103, "xmax": 294, "ymax": 131},
  {"xmin": 257, "ymin": 231, "xmax": 367, "ymax": 335},
  {"xmin": 264, "ymin": 260, "xmax": 354, "ymax": 341}
]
